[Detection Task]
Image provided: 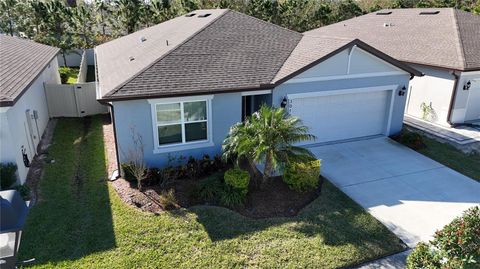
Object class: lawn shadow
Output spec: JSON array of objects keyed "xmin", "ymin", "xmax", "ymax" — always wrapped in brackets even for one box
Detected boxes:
[
  {"xmin": 18, "ymin": 116, "xmax": 116, "ymax": 266},
  {"xmin": 189, "ymin": 180, "xmax": 405, "ymax": 251}
]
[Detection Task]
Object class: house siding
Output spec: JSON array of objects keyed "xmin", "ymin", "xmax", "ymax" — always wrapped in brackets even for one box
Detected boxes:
[
  {"xmin": 406, "ymin": 65, "xmax": 480, "ymax": 125},
  {"xmin": 113, "ymin": 92, "xmax": 242, "ymax": 168},
  {"xmin": 272, "ymin": 74, "xmax": 411, "ymax": 136},
  {"xmin": 0, "ymin": 58, "xmax": 60, "ymax": 184}
]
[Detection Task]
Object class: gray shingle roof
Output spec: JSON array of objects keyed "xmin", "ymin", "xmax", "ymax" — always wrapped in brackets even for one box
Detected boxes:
[
  {"xmin": 305, "ymin": 8, "xmax": 480, "ymax": 71},
  {"xmin": 0, "ymin": 35, "xmax": 59, "ymax": 107},
  {"xmin": 98, "ymin": 9, "xmax": 302, "ymax": 100},
  {"xmin": 96, "ymin": 9, "xmax": 420, "ymax": 101}
]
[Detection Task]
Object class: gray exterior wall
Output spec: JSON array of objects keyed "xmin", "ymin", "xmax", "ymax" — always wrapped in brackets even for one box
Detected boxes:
[
  {"xmin": 272, "ymin": 74, "xmax": 412, "ymax": 136},
  {"xmin": 113, "ymin": 92, "xmax": 242, "ymax": 168}
]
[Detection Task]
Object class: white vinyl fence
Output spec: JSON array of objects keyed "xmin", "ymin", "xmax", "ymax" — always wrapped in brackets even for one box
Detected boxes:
[{"xmin": 44, "ymin": 82, "xmax": 108, "ymax": 117}]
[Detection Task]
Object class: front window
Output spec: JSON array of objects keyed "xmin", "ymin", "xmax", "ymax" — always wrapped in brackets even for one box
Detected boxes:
[{"xmin": 155, "ymin": 100, "xmax": 208, "ymax": 146}]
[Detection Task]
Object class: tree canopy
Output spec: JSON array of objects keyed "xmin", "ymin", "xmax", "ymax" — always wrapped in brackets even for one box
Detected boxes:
[{"xmin": 1, "ymin": 0, "xmax": 479, "ymax": 50}]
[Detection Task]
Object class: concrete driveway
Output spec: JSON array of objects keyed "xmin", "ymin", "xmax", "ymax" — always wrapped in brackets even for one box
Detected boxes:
[{"xmin": 309, "ymin": 137, "xmax": 480, "ymax": 248}]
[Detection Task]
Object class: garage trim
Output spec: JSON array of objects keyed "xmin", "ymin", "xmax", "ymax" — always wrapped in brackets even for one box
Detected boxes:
[{"xmin": 287, "ymin": 84, "xmax": 398, "ymax": 136}]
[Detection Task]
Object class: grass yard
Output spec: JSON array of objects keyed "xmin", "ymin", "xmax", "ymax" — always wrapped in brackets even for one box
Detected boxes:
[
  {"xmin": 58, "ymin": 67, "xmax": 79, "ymax": 84},
  {"xmin": 401, "ymin": 129, "xmax": 480, "ymax": 181},
  {"xmin": 18, "ymin": 117, "xmax": 405, "ymax": 268}
]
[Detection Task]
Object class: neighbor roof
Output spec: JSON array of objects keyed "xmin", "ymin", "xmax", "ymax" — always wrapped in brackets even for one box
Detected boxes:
[
  {"xmin": 305, "ymin": 8, "xmax": 480, "ymax": 71},
  {"xmin": 96, "ymin": 9, "xmax": 420, "ymax": 101},
  {"xmin": 0, "ymin": 35, "xmax": 59, "ymax": 107}
]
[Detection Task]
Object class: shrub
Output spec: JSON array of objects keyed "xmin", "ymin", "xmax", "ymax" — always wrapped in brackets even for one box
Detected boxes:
[
  {"xmin": 0, "ymin": 162, "xmax": 17, "ymax": 190},
  {"xmin": 224, "ymin": 168, "xmax": 250, "ymax": 190},
  {"xmin": 14, "ymin": 184, "xmax": 31, "ymax": 200},
  {"xmin": 398, "ymin": 131, "xmax": 425, "ymax": 150},
  {"xmin": 159, "ymin": 189, "xmax": 178, "ymax": 210},
  {"xmin": 406, "ymin": 242, "xmax": 441, "ymax": 269},
  {"xmin": 220, "ymin": 185, "xmax": 246, "ymax": 208},
  {"xmin": 189, "ymin": 173, "xmax": 224, "ymax": 203},
  {"xmin": 120, "ymin": 162, "xmax": 136, "ymax": 182},
  {"xmin": 407, "ymin": 206, "xmax": 480, "ymax": 269},
  {"xmin": 283, "ymin": 159, "xmax": 320, "ymax": 192}
]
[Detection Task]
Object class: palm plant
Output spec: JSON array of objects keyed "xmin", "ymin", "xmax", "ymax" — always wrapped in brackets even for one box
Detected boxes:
[
  {"xmin": 115, "ymin": 0, "xmax": 142, "ymax": 34},
  {"xmin": 223, "ymin": 105, "xmax": 316, "ymax": 186}
]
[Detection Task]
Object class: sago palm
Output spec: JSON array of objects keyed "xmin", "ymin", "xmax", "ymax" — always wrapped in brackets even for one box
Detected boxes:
[{"xmin": 223, "ymin": 105, "xmax": 316, "ymax": 186}]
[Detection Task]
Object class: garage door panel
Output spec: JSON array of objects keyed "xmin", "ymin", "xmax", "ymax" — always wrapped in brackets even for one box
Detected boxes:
[{"xmin": 290, "ymin": 90, "xmax": 389, "ymax": 144}]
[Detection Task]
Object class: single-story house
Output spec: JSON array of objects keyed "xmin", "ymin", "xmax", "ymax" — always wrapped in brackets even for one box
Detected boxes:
[
  {"xmin": 305, "ymin": 8, "xmax": 480, "ymax": 127},
  {"xmin": 95, "ymin": 9, "xmax": 421, "ymax": 168},
  {"xmin": 0, "ymin": 35, "xmax": 61, "ymax": 184}
]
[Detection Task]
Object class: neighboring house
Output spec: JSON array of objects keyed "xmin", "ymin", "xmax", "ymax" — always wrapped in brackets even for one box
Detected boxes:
[
  {"xmin": 305, "ymin": 8, "xmax": 480, "ymax": 127},
  {"xmin": 95, "ymin": 9, "xmax": 421, "ymax": 168},
  {"xmin": 0, "ymin": 35, "xmax": 60, "ymax": 184}
]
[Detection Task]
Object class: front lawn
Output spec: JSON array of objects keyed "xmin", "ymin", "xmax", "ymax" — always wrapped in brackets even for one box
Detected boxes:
[
  {"xmin": 398, "ymin": 129, "xmax": 480, "ymax": 181},
  {"xmin": 18, "ymin": 117, "xmax": 405, "ymax": 268}
]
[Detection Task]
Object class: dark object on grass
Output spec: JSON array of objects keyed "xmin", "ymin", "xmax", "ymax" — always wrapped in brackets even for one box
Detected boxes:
[
  {"xmin": 0, "ymin": 162, "xmax": 18, "ymax": 190},
  {"xmin": 393, "ymin": 131, "xmax": 426, "ymax": 150}
]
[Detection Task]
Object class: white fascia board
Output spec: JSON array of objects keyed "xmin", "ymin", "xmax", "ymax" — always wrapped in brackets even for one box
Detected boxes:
[
  {"xmin": 284, "ymin": 71, "xmax": 406, "ymax": 84},
  {"xmin": 241, "ymin": 90, "xmax": 272, "ymax": 96},
  {"xmin": 286, "ymin": 84, "xmax": 399, "ymax": 99},
  {"xmin": 147, "ymin": 94, "xmax": 214, "ymax": 104}
]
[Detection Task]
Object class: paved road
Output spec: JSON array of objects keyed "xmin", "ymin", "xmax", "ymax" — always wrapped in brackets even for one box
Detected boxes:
[{"xmin": 309, "ymin": 137, "xmax": 480, "ymax": 248}]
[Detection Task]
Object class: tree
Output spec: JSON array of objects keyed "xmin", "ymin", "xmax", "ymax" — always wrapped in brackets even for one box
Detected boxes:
[
  {"xmin": 334, "ymin": 0, "xmax": 364, "ymax": 21},
  {"xmin": 0, "ymin": 0, "xmax": 17, "ymax": 36},
  {"xmin": 123, "ymin": 126, "xmax": 147, "ymax": 191},
  {"xmin": 114, "ymin": 0, "xmax": 142, "ymax": 34},
  {"xmin": 71, "ymin": 5, "xmax": 95, "ymax": 48},
  {"xmin": 222, "ymin": 105, "xmax": 316, "ymax": 187}
]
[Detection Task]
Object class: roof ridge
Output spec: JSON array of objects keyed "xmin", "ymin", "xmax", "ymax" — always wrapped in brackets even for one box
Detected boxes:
[
  {"xmin": 451, "ymin": 8, "xmax": 467, "ymax": 69},
  {"xmin": 104, "ymin": 9, "xmax": 231, "ymax": 98}
]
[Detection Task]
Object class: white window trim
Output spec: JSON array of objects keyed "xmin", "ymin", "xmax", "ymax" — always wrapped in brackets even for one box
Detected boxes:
[
  {"xmin": 149, "ymin": 95, "xmax": 214, "ymax": 154},
  {"xmin": 287, "ymin": 84, "xmax": 398, "ymax": 136}
]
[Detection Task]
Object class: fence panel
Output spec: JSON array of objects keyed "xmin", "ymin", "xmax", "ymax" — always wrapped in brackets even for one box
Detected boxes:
[{"xmin": 44, "ymin": 82, "xmax": 108, "ymax": 117}]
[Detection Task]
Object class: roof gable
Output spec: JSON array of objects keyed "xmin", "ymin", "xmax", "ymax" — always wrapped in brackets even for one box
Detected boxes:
[
  {"xmin": 305, "ymin": 8, "xmax": 480, "ymax": 71},
  {"xmin": 0, "ymin": 35, "xmax": 59, "ymax": 107},
  {"xmin": 99, "ymin": 10, "xmax": 302, "ymax": 100},
  {"xmin": 96, "ymin": 9, "xmax": 228, "ymax": 98}
]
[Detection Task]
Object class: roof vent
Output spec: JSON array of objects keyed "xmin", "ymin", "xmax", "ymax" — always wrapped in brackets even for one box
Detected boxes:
[
  {"xmin": 140, "ymin": 36, "xmax": 146, "ymax": 42},
  {"xmin": 419, "ymin": 11, "xmax": 440, "ymax": 15},
  {"xmin": 185, "ymin": 13, "xmax": 196, "ymax": 17},
  {"xmin": 376, "ymin": 11, "xmax": 392, "ymax": 15},
  {"xmin": 383, "ymin": 22, "xmax": 394, "ymax": 27},
  {"xmin": 129, "ymin": 56, "xmax": 135, "ymax": 61},
  {"xmin": 198, "ymin": 13, "xmax": 211, "ymax": 18}
]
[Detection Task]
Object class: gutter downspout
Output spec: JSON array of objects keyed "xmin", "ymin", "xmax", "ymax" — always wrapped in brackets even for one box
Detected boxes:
[
  {"xmin": 107, "ymin": 102, "xmax": 121, "ymax": 180},
  {"xmin": 446, "ymin": 71, "xmax": 460, "ymax": 126}
]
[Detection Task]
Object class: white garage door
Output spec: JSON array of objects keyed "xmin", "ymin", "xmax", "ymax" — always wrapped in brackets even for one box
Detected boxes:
[{"xmin": 290, "ymin": 90, "xmax": 391, "ymax": 144}]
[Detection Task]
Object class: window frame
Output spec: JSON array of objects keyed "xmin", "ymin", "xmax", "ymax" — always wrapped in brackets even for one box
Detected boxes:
[{"xmin": 149, "ymin": 95, "xmax": 214, "ymax": 154}]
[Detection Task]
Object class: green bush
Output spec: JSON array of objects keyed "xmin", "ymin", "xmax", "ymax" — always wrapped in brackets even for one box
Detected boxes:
[
  {"xmin": 220, "ymin": 185, "xmax": 246, "ymax": 208},
  {"xmin": 58, "ymin": 67, "xmax": 78, "ymax": 84},
  {"xmin": 189, "ymin": 173, "xmax": 224, "ymax": 203},
  {"xmin": 407, "ymin": 206, "xmax": 480, "ymax": 269},
  {"xmin": 14, "ymin": 184, "xmax": 31, "ymax": 200},
  {"xmin": 224, "ymin": 168, "xmax": 250, "ymax": 190},
  {"xmin": 120, "ymin": 162, "xmax": 136, "ymax": 182},
  {"xmin": 222, "ymin": 168, "xmax": 250, "ymax": 206},
  {"xmin": 0, "ymin": 162, "xmax": 17, "ymax": 189},
  {"xmin": 283, "ymin": 159, "xmax": 320, "ymax": 192},
  {"xmin": 159, "ymin": 189, "xmax": 178, "ymax": 210},
  {"xmin": 406, "ymin": 242, "xmax": 441, "ymax": 269}
]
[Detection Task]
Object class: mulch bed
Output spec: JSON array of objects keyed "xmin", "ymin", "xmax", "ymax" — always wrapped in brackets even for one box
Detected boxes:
[
  {"xmin": 110, "ymin": 174, "xmax": 323, "ymax": 218},
  {"xmin": 238, "ymin": 176, "xmax": 323, "ymax": 219},
  {"xmin": 102, "ymin": 116, "xmax": 323, "ymax": 218}
]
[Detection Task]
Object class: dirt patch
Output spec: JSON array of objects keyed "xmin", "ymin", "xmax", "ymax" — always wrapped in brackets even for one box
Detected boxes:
[
  {"xmin": 239, "ymin": 176, "xmax": 323, "ymax": 218},
  {"xmin": 71, "ymin": 117, "xmax": 92, "ymax": 198},
  {"xmin": 25, "ymin": 119, "xmax": 57, "ymax": 204}
]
